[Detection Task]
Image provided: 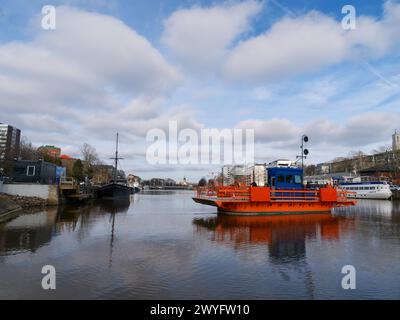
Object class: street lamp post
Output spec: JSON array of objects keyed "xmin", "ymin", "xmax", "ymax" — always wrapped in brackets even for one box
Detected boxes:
[{"xmin": 296, "ymin": 135, "xmax": 309, "ymax": 169}]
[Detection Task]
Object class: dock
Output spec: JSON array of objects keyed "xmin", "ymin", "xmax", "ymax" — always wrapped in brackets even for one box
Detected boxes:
[{"xmin": 59, "ymin": 179, "xmax": 95, "ymax": 202}]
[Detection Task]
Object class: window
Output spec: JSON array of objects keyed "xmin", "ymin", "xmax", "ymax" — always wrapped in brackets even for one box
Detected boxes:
[
  {"xmin": 294, "ymin": 175, "xmax": 302, "ymax": 184},
  {"xmin": 278, "ymin": 175, "xmax": 284, "ymax": 183},
  {"xmin": 286, "ymin": 175, "xmax": 293, "ymax": 183},
  {"xmin": 27, "ymin": 166, "xmax": 35, "ymax": 176}
]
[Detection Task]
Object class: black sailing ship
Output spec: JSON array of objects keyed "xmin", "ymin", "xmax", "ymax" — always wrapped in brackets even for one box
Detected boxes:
[{"xmin": 97, "ymin": 133, "xmax": 132, "ymax": 199}]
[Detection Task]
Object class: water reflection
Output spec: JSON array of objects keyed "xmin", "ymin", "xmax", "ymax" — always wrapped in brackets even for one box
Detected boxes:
[
  {"xmin": 193, "ymin": 214, "xmax": 350, "ymax": 299},
  {"xmin": 193, "ymin": 214, "xmax": 346, "ymax": 260},
  {"xmin": 334, "ymin": 199, "xmax": 400, "ymax": 221},
  {"xmin": 1, "ymin": 193, "xmax": 400, "ymax": 299},
  {"xmin": 0, "ymin": 208, "xmax": 58, "ymax": 255},
  {"xmin": 0, "ymin": 198, "xmax": 131, "ymax": 256}
]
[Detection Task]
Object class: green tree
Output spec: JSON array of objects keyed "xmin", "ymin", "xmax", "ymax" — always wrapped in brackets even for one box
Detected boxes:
[
  {"xmin": 42, "ymin": 153, "xmax": 62, "ymax": 166},
  {"xmin": 72, "ymin": 159, "xmax": 84, "ymax": 181},
  {"xmin": 198, "ymin": 178, "xmax": 207, "ymax": 186}
]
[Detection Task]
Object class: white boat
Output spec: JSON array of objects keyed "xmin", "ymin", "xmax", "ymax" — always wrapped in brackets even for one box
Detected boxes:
[{"xmin": 339, "ymin": 181, "xmax": 392, "ymax": 200}]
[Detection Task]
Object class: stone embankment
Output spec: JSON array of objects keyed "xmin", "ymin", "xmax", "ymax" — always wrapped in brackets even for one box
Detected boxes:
[
  {"xmin": 0, "ymin": 193, "xmax": 50, "ymax": 222},
  {"xmin": 0, "ymin": 194, "xmax": 22, "ymax": 222},
  {"xmin": 0, "ymin": 193, "xmax": 47, "ymax": 209}
]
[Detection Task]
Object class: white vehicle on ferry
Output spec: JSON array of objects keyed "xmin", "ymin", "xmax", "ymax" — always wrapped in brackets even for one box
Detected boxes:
[{"xmin": 339, "ymin": 176, "xmax": 392, "ymax": 200}]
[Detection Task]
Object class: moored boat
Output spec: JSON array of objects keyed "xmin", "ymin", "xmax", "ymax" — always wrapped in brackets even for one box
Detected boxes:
[
  {"xmin": 193, "ymin": 166, "xmax": 356, "ymax": 215},
  {"xmin": 97, "ymin": 182, "xmax": 132, "ymax": 199},
  {"xmin": 97, "ymin": 133, "xmax": 131, "ymax": 199},
  {"xmin": 338, "ymin": 181, "xmax": 392, "ymax": 200}
]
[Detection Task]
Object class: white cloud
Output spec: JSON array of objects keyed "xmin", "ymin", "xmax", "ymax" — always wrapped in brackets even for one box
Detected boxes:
[
  {"xmin": 161, "ymin": 0, "xmax": 262, "ymax": 70},
  {"xmin": 81, "ymin": 99, "xmax": 203, "ymax": 142},
  {"xmin": 236, "ymin": 118, "xmax": 299, "ymax": 143},
  {"xmin": 236, "ymin": 111, "xmax": 400, "ymax": 151},
  {"xmin": 224, "ymin": 11, "xmax": 347, "ymax": 82},
  {"xmin": 0, "ymin": 6, "xmax": 181, "ymax": 114},
  {"xmin": 305, "ymin": 112, "xmax": 400, "ymax": 147},
  {"xmin": 223, "ymin": 2, "xmax": 400, "ymax": 83},
  {"xmin": 37, "ymin": 6, "xmax": 181, "ymax": 95},
  {"xmin": 0, "ymin": 5, "xmax": 198, "ymax": 173}
]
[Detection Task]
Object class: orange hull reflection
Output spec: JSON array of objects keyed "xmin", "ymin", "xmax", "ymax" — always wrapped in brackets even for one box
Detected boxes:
[{"xmin": 193, "ymin": 214, "xmax": 346, "ymax": 247}]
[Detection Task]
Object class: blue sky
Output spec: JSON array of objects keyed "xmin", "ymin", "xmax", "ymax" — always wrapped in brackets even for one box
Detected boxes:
[{"xmin": 0, "ymin": 0, "xmax": 399, "ymax": 181}]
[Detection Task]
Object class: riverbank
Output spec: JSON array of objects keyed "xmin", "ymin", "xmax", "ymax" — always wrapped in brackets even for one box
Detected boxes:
[
  {"xmin": 0, "ymin": 194, "xmax": 22, "ymax": 223},
  {"xmin": 0, "ymin": 193, "xmax": 50, "ymax": 222},
  {"xmin": 0, "ymin": 193, "xmax": 48, "ymax": 208}
]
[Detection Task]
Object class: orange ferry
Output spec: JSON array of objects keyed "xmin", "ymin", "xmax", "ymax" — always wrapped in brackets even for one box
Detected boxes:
[{"xmin": 193, "ymin": 167, "xmax": 356, "ymax": 215}]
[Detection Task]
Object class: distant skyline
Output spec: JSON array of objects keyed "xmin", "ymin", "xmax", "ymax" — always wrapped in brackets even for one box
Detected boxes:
[{"xmin": 1, "ymin": 0, "xmax": 400, "ymax": 180}]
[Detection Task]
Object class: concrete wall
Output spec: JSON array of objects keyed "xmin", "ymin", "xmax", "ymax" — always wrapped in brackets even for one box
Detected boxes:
[{"xmin": 2, "ymin": 183, "xmax": 59, "ymax": 205}]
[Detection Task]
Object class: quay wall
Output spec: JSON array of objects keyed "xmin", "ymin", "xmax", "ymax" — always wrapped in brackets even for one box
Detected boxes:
[{"xmin": 1, "ymin": 184, "xmax": 59, "ymax": 205}]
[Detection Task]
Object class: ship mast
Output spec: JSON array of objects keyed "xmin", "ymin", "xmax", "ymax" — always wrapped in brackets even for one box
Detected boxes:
[{"xmin": 110, "ymin": 133, "xmax": 123, "ymax": 182}]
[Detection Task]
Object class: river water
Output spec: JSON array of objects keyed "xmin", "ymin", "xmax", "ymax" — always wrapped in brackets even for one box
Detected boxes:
[{"xmin": 0, "ymin": 190, "xmax": 399, "ymax": 299}]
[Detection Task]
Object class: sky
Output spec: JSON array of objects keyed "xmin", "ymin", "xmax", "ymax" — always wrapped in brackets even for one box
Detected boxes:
[{"xmin": 0, "ymin": 0, "xmax": 400, "ymax": 181}]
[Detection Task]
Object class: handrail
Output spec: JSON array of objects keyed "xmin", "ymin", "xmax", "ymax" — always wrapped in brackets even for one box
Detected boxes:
[{"xmin": 196, "ymin": 186, "xmax": 354, "ymax": 203}]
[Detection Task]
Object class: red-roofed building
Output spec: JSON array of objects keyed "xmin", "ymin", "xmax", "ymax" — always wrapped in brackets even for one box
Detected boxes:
[{"xmin": 60, "ymin": 154, "xmax": 72, "ymax": 160}]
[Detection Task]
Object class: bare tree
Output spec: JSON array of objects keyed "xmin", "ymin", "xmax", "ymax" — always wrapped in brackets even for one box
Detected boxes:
[
  {"xmin": 371, "ymin": 145, "xmax": 392, "ymax": 155},
  {"xmin": 19, "ymin": 136, "xmax": 39, "ymax": 160},
  {"xmin": 347, "ymin": 150, "xmax": 367, "ymax": 173},
  {"xmin": 81, "ymin": 143, "xmax": 99, "ymax": 165},
  {"xmin": 80, "ymin": 143, "xmax": 99, "ymax": 178}
]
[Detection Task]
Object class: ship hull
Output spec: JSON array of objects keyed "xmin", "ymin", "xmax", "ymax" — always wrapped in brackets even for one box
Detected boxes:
[
  {"xmin": 130, "ymin": 187, "xmax": 141, "ymax": 194},
  {"xmin": 193, "ymin": 185, "xmax": 356, "ymax": 216},
  {"xmin": 345, "ymin": 192, "xmax": 392, "ymax": 200},
  {"xmin": 339, "ymin": 182, "xmax": 392, "ymax": 200},
  {"xmin": 193, "ymin": 198, "xmax": 334, "ymax": 215},
  {"xmin": 97, "ymin": 183, "xmax": 131, "ymax": 199}
]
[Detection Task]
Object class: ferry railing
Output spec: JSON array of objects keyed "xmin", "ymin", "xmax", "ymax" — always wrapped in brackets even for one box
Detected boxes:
[
  {"xmin": 270, "ymin": 189, "xmax": 320, "ymax": 202},
  {"xmin": 196, "ymin": 186, "xmax": 356, "ymax": 204},
  {"xmin": 197, "ymin": 186, "xmax": 320, "ymax": 202},
  {"xmin": 196, "ymin": 186, "xmax": 250, "ymax": 200},
  {"xmin": 336, "ymin": 189, "xmax": 356, "ymax": 205}
]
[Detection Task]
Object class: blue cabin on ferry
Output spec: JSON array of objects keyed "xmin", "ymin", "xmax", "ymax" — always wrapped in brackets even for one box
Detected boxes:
[{"xmin": 267, "ymin": 167, "xmax": 303, "ymax": 189}]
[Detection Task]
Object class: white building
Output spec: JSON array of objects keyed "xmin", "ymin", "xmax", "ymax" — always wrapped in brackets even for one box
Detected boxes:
[
  {"xmin": 222, "ymin": 165, "xmax": 234, "ymax": 185},
  {"xmin": 267, "ymin": 159, "xmax": 297, "ymax": 168},
  {"xmin": 316, "ymin": 163, "xmax": 330, "ymax": 174},
  {"xmin": 393, "ymin": 130, "xmax": 400, "ymax": 151},
  {"xmin": 222, "ymin": 165, "xmax": 252, "ymax": 186},
  {"xmin": 251, "ymin": 163, "xmax": 267, "ymax": 186}
]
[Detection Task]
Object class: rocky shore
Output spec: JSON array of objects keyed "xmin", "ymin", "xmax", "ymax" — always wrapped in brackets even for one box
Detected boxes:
[
  {"xmin": 0, "ymin": 194, "xmax": 21, "ymax": 222},
  {"xmin": 0, "ymin": 193, "xmax": 47, "ymax": 209}
]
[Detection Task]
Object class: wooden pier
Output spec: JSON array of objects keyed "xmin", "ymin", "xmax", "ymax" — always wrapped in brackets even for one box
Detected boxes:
[{"xmin": 59, "ymin": 179, "xmax": 95, "ymax": 201}]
